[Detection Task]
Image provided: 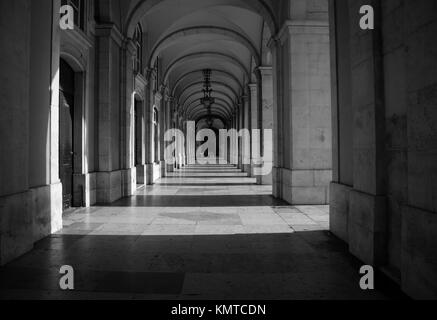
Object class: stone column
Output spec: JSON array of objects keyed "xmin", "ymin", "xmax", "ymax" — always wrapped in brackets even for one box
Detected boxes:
[
  {"xmin": 242, "ymin": 94, "xmax": 251, "ymax": 175},
  {"xmin": 269, "ymin": 37, "xmax": 283, "ymax": 199},
  {"xmin": 176, "ymin": 115, "xmax": 185, "ymax": 168},
  {"xmin": 186, "ymin": 120, "xmax": 196, "ymax": 165},
  {"xmin": 183, "ymin": 120, "xmax": 188, "ymax": 166},
  {"xmin": 271, "ymin": 20, "xmax": 332, "ymax": 205},
  {"xmin": 134, "ymin": 75, "xmax": 148, "ymax": 185},
  {"xmin": 166, "ymin": 97, "xmax": 175, "ymax": 173},
  {"xmin": 231, "ymin": 112, "xmax": 238, "ymax": 165},
  {"xmin": 237, "ymin": 102, "xmax": 243, "ymax": 169},
  {"xmin": 95, "ymin": 23, "xmax": 124, "ymax": 202},
  {"xmin": 121, "ymin": 39, "xmax": 137, "ymax": 197},
  {"xmin": 249, "ymin": 83, "xmax": 259, "ymax": 172},
  {"xmin": 154, "ymin": 91, "xmax": 163, "ymax": 179},
  {"xmin": 347, "ymin": 0, "xmax": 386, "ymax": 266},
  {"xmin": 0, "ymin": 0, "xmax": 63, "ymax": 265},
  {"xmin": 258, "ymin": 67, "xmax": 274, "ymax": 185},
  {"xmin": 159, "ymin": 91, "xmax": 167, "ymax": 178},
  {"xmin": 145, "ymin": 70, "xmax": 156, "ymax": 185}
]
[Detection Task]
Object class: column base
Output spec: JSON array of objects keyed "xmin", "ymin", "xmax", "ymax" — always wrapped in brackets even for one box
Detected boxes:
[
  {"xmin": 73, "ymin": 173, "xmax": 97, "ymax": 207},
  {"xmin": 257, "ymin": 173, "xmax": 273, "ymax": 185},
  {"xmin": 242, "ymin": 164, "xmax": 251, "ymax": 176},
  {"xmin": 146, "ymin": 163, "xmax": 162, "ymax": 185},
  {"xmin": 121, "ymin": 167, "xmax": 137, "ymax": 197},
  {"xmin": 402, "ymin": 206, "xmax": 437, "ymax": 299},
  {"xmin": 0, "ymin": 182, "xmax": 63, "ymax": 266},
  {"xmin": 329, "ymin": 182, "xmax": 352, "ymax": 242},
  {"xmin": 136, "ymin": 165, "xmax": 147, "ymax": 185},
  {"xmin": 331, "ymin": 182, "xmax": 437, "ymax": 299},
  {"xmin": 274, "ymin": 167, "xmax": 331, "ymax": 205},
  {"xmin": 96, "ymin": 170, "xmax": 122, "ymax": 204},
  {"xmin": 253, "ymin": 160, "xmax": 273, "ymax": 185},
  {"xmin": 272, "ymin": 167, "xmax": 282, "ymax": 199},
  {"xmin": 166, "ymin": 163, "xmax": 175, "ymax": 173},
  {"xmin": 348, "ymin": 190, "xmax": 387, "ymax": 265},
  {"xmin": 329, "ymin": 182, "xmax": 387, "ymax": 265},
  {"xmin": 160, "ymin": 160, "xmax": 166, "ymax": 177}
]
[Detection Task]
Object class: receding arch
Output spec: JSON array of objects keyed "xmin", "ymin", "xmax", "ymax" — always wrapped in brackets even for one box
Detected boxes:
[
  {"xmin": 172, "ymin": 69, "xmax": 243, "ymax": 96},
  {"xmin": 164, "ymin": 52, "xmax": 250, "ymax": 82},
  {"xmin": 196, "ymin": 115, "xmax": 228, "ymax": 127},
  {"xmin": 183, "ymin": 98, "xmax": 234, "ymax": 119},
  {"xmin": 60, "ymin": 51, "xmax": 86, "ymax": 73},
  {"xmin": 187, "ymin": 104, "xmax": 230, "ymax": 119},
  {"xmin": 133, "ymin": 90, "xmax": 145, "ymax": 102},
  {"xmin": 190, "ymin": 109, "xmax": 230, "ymax": 123},
  {"xmin": 180, "ymin": 91, "xmax": 235, "ymax": 114},
  {"xmin": 188, "ymin": 102, "xmax": 231, "ymax": 115},
  {"xmin": 177, "ymin": 81, "xmax": 239, "ymax": 104},
  {"xmin": 191, "ymin": 110, "xmax": 229, "ymax": 122},
  {"xmin": 148, "ymin": 26, "xmax": 260, "ymax": 68},
  {"xmin": 125, "ymin": 0, "xmax": 278, "ymax": 38}
]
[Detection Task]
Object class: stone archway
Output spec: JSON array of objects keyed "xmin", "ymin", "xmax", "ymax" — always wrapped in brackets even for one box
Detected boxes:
[{"xmin": 59, "ymin": 58, "xmax": 76, "ymax": 210}]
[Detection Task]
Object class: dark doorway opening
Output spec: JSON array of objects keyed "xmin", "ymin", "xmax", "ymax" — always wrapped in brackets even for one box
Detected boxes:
[
  {"xmin": 59, "ymin": 59, "xmax": 75, "ymax": 210},
  {"xmin": 134, "ymin": 99, "xmax": 142, "ymax": 168}
]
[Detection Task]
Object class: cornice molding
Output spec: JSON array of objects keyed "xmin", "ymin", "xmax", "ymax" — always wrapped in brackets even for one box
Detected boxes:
[
  {"xmin": 272, "ymin": 19, "xmax": 329, "ymax": 46},
  {"xmin": 95, "ymin": 23, "xmax": 124, "ymax": 47}
]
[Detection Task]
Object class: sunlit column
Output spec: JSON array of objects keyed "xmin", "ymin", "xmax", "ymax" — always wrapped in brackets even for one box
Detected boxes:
[
  {"xmin": 242, "ymin": 94, "xmax": 251, "ymax": 175},
  {"xmin": 257, "ymin": 66, "xmax": 274, "ymax": 185}
]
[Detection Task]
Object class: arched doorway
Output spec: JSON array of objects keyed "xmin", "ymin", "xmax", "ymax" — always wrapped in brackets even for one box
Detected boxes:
[
  {"xmin": 134, "ymin": 96, "xmax": 144, "ymax": 185},
  {"xmin": 153, "ymin": 108, "xmax": 159, "ymax": 163},
  {"xmin": 59, "ymin": 59, "xmax": 75, "ymax": 210}
]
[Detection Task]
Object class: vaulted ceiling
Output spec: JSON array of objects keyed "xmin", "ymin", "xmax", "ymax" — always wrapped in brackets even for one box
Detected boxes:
[{"xmin": 122, "ymin": 0, "xmax": 278, "ymax": 126}]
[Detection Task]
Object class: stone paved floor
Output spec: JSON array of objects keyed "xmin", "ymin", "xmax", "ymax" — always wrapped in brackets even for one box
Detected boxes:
[{"xmin": 0, "ymin": 165, "xmax": 405, "ymax": 300}]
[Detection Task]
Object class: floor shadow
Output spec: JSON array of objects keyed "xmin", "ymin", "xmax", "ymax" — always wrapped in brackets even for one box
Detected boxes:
[
  {"xmin": 107, "ymin": 195, "xmax": 288, "ymax": 207},
  {"xmin": 156, "ymin": 183, "xmax": 260, "ymax": 186},
  {"xmin": 0, "ymin": 232, "xmax": 409, "ymax": 300},
  {"xmin": 165, "ymin": 175, "xmax": 251, "ymax": 178}
]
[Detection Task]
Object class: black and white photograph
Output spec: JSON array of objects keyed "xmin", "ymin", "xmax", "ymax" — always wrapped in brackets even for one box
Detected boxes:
[{"xmin": 0, "ymin": 0, "xmax": 436, "ymax": 311}]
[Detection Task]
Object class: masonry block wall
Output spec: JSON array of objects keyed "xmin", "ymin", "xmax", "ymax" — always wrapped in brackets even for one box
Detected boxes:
[
  {"xmin": 330, "ymin": 0, "xmax": 437, "ymax": 299},
  {"xmin": 0, "ymin": 0, "xmax": 63, "ymax": 265},
  {"xmin": 0, "ymin": 0, "xmax": 160, "ymax": 265},
  {"xmin": 272, "ymin": 0, "xmax": 333, "ymax": 205}
]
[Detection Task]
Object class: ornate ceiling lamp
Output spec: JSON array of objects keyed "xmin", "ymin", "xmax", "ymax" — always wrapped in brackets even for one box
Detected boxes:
[{"xmin": 200, "ymin": 69, "xmax": 215, "ymax": 128}]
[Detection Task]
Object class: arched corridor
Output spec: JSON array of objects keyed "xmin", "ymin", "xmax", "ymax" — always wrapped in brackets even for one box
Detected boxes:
[
  {"xmin": 0, "ymin": 0, "xmax": 436, "ymax": 300},
  {"xmin": 0, "ymin": 164, "xmax": 401, "ymax": 299}
]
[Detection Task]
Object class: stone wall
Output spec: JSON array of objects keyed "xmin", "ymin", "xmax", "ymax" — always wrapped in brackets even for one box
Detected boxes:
[
  {"xmin": 272, "ymin": 2, "xmax": 332, "ymax": 205},
  {"xmin": 0, "ymin": 0, "xmax": 153, "ymax": 265},
  {"xmin": 330, "ymin": 0, "xmax": 437, "ymax": 299},
  {"xmin": 0, "ymin": 0, "xmax": 63, "ymax": 265}
]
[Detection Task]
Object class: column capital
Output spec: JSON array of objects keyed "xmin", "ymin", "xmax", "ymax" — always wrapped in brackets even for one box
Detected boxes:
[
  {"xmin": 273, "ymin": 20, "xmax": 329, "ymax": 46},
  {"xmin": 241, "ymin": 95, "xmax": 249, "ymax": 102},
  {"xmin": 257, "ymin": 66, "xmax": 273, "ymax": 77},
  {"xmin": 123, "ymin": 38, "xmax": 136, "ymax": 56},
  {"xmin": 248, "ymin": 83, "xmax": 258, "ymax": 91},
  {"xmin": 95, "ymin": 23, "xmax": 124, "ymax": 46},
  {"xmin": 154, "ymin": 92, "xmax": 163, "ymax": 102},
  {"xmin": 146, "ymin": 67, "xmax": 157, "ymax": 82},
  {"xmin": 161, "ymin": 85, "xmax": 171, "ymax": 101},
  {"xmin": 267, "ymin": 35, "xmax": 280, "ymax": 50},
  {"xmin": 135, "ymin": 73, "xmax": 148, "ymax": 88}
]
